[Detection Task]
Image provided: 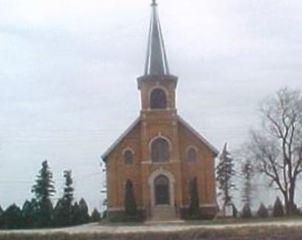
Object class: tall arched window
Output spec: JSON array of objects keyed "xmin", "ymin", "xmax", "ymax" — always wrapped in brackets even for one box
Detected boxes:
[
  {"xmin": 186, "ymin": 147, "xmax": 197, "ymax": 162},
  {"xmin": 151, "ymin": 138, "xmax": 170, "ymax": 162},
  {"xmin": 150, "ymin": 88, "xmax": 167, "ymax": 109},
  {"xmin": 123, "ymin": 149, "xmax": 134, "ymax": 164}
]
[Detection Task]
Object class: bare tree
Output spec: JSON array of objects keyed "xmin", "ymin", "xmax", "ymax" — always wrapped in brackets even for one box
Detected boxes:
[{"xmin": 245, "ymin": 88, "xmax": 302, "ymax": 215}]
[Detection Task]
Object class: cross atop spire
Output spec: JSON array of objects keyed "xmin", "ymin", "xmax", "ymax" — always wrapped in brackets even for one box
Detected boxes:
[{"xmin": 144, "ymin": 0, "xmax": 170, "ymax": 76}]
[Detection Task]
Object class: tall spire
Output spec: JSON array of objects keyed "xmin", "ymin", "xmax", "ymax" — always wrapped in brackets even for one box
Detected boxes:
[{"xmin": 144, "ymin": 0, "xmax": 170, "ymax": 76}]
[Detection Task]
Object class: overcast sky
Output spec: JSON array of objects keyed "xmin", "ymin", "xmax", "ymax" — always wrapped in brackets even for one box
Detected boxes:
[{"xmin": 0, "ymin": 0, "xmax": 302, "ymax": 210}]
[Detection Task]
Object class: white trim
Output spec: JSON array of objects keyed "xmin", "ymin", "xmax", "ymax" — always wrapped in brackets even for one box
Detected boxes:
[
  {"xmin": 178, "ymin": 116, "xmax": 219, "ymax": 155},
  {"xmin": 149, "ymin": 135, "xmax": 172, "ymax": 162},
  {"xmin": 148, "ymin": 85, "xmax": 169, "ymax": 99},
  {"xmin": 180, "ymin": 203, "xmax": 218, "ymax": 208},
  {"xmin": 148, "ymin": 169, "xmax": 175, "ymax": 207},
  {"xmin": 142, "ymin": 160, "xmax": 180, "ymax": 165},
  {"xmin": 122, "ymin": 147, "xmax": 135, "ymax": 165},
  {"xmin": 108, "ymin": 207, "xmax": 145, "ymax": 211},
  {"xmin": 102, "ymin": 117, "xmax": 140, "ymax": 160},
  {"xmin": 122, "ymin": 147, "xmax": 135, "ymax": 156},
  {"xmin": 149, "ymin": 134, "xmax": 172, "ymax": 150}
]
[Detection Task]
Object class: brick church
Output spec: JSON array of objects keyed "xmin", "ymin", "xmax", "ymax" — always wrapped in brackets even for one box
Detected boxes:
[{"xmin": 102, "ymin": 0, "xmax": 218, "ymax": 221}]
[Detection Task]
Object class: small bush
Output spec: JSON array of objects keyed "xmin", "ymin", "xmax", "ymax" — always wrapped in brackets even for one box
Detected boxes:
[
  {"xmin": 232, "ymin": 204, "xmax": 238, "ymax": 218},
  {"xmin": 90, "ymin": 208, "xmax": 101, "ymax": 222},
  {"xmin": 2, "ymin": 204, "xmax": 22, "ymax": 229},
  {"xmin": 257, "ymin": 203, "xmax": 268, "ymax": 218},
  {"xmin": 187, "ymin": 177, "xmax": 200, "ymax": 219},
  {"xmin": 241, "ymin": 203, "xmax": 252, "ymax": 218},
  {"xmin": 273, "ymin": 197, "xmax": 284, "ymax": 217},
  {"xmin": 124, "ymin": 180, "xmax": 138, "ymax": 217}
]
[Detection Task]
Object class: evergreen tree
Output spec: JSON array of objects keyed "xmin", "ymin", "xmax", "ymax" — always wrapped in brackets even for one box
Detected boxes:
[
  {"xmin": 21, "ymin": 199, "xmax": 39, "ymax": 228},
  {"xmin": 0, "ymin": 205, "xmax": 3, "ymax": 228},
  {"xmin": 232, "ymin": 204, "xmax": 238, "ymax": 218},
  {"xmin": 3, "ymin": 204, "xmax": 22, "ymax": 229},
  {"xmin": 124, "ymin": 180, "xmax": 137, "ymax": 217},
  {"xmin": 54, "ymin": 170, "xmax": 74, "ymax": 227},
  {"xmin": 79, "ymin": 198, "xmax": 89, "ymax": 223},
  {"xmin": 53, "ymin": 199, "xmax": 64, "ymax": 227},
  {"xmin": 257, "ymin": 203, "xmax": 269, "ymax": 218},
  {"xmin": 90, "ymin": 208, "xmax": 101, "ymax": 222},
  {"xmin": 216, "ymin": 143, "xmax": 236, "ymax": 216},
  {"xmin": 62, "ymin": 170, "xmax": 74, "ymax": 225},
  {"xmin": 71, "ymin": 202, "xmax": 82, "ymax": 225},
  {"xmin": 273, "ymin": 197, "xmax": 284, "ymax": 217},
  {"xmin": 188, "ymin": 177, "xmax": 200, "ymax": 218},
  {"xmin": 31, "ymin": 160, "xmax": 55, "ymax": 227},
  {"xmin": 241, "ymin": 159, "xmax": 254, "ymax": 207},
  {"xmin": 241, "ymin": 203, "xmax": 252, "ymax": 218}
]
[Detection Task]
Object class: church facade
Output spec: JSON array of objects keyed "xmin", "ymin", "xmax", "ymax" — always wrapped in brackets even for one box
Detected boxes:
[{"xmin": 102, "ymin": 0, "xmax": 218, "ymax": 221}]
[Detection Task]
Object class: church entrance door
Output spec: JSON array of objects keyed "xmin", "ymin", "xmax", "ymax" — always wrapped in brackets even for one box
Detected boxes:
[{"xmin": 154, "ymin": 175, "xmax": 170, "ymax": 205}]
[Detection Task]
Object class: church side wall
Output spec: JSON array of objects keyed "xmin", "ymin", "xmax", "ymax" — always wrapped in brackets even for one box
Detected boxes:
[
  {"xmin": 106, "ymin": 123, "xmax": 143, "ymax": 219},
  {"xmin": 178, "ymin": 122, "xmax": 218, "ymax": 219}
]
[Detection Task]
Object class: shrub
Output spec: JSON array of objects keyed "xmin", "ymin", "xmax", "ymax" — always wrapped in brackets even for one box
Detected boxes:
[
  {"xmin": 257, "ymin": 203, "xmax": 268, "ymax": 218},
  {"xmin": 101, "ymin": 210, "xmax": 107, "ymax": 219},
  {"xmin": 187, "ymin": 177, "xmax": 200, "ymax": 219},
  {"xmin": 124, "ymin": 180, "xmax": 138, "ymax": 217},
  {"xmin": 273, "ymin": 197, "xmax": 284, "ymax": 217},
  {"xmin": 38, "ymin": 198, "xmax": 53, "ymax": 227},
  {"xmin": 3, "ymin": 204, "xmax": 22, "ymax": 229},
  {"xmin": 71, "ymin": 202, "xmax": 81, "ymax": 225},
  {"xmin": 232, "ymin": 204, "xmax": 238, "ymax": 218},
  {"xmin": 90, "ymin": 208, "xmax": 101, "ymax": 222},
  {"xmin": 79, "ymin": 198, "xmax": 90, "ymax": 224},
  {"xmin": 241, "ymin": 203, "xmax": 252, "ymax": 218},
  {"xmin": 21, "ymin": 199, "xmax": 39, "ymax": 228},
  {"xmin": 53, "ymin": 199, "xmax": 65, "ymax": 227}
]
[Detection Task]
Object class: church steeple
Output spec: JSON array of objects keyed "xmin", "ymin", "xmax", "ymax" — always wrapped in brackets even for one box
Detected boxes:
[
  {"xmin": 144, "ymin": 0, "xmax": 170, "ymax": 76},
  {"xmin": 137, "ymin": 0, "xmax": 178, "ymax": 110}
]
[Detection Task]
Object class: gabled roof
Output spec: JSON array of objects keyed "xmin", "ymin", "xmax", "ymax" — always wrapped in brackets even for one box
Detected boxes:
[
  {"xmin": 101, "ymin": 115, "xmax": 219, "ymax": 162},
  {"xmin": 178, "ymin": 116, "xmax": 219, "ymax": 156},
  {"xmin": 101, "ymin": 117, "xmax": 140, "ymax": 161}
]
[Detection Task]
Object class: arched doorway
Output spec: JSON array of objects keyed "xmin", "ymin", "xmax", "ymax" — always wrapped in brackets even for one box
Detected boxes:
[{"xmin": 154, "ymin": 175, "xmax": 170, "ymax": 205}]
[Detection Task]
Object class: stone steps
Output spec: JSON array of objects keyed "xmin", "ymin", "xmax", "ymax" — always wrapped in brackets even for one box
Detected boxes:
[{"xmin": 151, "ymin": 205, "xmax": 177, "ymax": 221}]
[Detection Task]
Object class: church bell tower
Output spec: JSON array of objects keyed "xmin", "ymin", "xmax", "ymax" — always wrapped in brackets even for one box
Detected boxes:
[
  {"xmin": 137, "ymin": 0, "xmax": 178, "ymax": 112},
  {"xmin": 102, "ymin": 0, "xmax": 218, "ymax": 222},
  {"xmin": 137, "ymin": 0, "xmax": 183, "ymax": 213}
]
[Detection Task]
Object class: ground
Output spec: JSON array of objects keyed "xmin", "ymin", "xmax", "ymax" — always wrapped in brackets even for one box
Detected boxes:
[{"xmin": 1, "ymin": 219, "xmax": 302, "ymax": 239}]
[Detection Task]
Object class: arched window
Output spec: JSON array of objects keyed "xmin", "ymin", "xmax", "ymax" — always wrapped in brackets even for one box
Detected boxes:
[
  {"xmin": 186, "ymin": 147, "xmax": 197, "ymax": 162},
  {"xmin": 151, "ymin": 138, "xmax": 170, "ymax": 162},
  {"xmin": 154, "ymin": 175, "xmax": 170, "ymax": 205},
  {"xmin": 150, "ymin": 88, "xmax": 167, "ymax": 109},
  {"xmin": 123, "ymin": 150, "xmax": 134, "ymax": 164}
]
